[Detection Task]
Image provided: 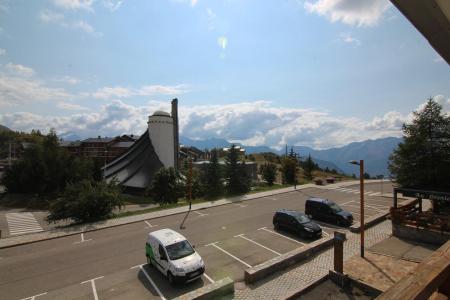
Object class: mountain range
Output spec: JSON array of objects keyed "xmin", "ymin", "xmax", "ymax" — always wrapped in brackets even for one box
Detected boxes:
[{"xmin": 180, "ymin": 136, "xmax": 402, "ymax": 177}]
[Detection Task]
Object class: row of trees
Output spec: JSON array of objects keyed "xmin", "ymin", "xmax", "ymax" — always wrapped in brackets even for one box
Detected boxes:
[{"xmin": 147, "ymin": 145, "xmax": 252, "ymax": 205}]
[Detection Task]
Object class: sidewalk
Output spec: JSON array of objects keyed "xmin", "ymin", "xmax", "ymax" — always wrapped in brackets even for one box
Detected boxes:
[
  {"xmin": 235, "ymin": 220, "xmax": 392, "ymax": 300},
  {"xmin": 0, "ymin": 179, "xmax": 386, "ymax": 249}
]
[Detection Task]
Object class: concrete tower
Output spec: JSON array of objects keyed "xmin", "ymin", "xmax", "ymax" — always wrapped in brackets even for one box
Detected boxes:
[{"xmin": 147, "ymin": 110, "xmax": 175, "ymax": 168}]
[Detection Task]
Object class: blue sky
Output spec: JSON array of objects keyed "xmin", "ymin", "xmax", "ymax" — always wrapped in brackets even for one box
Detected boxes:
[{"xmin": 0, "ymin": 0, "xmax": 449, "ymax": 149}]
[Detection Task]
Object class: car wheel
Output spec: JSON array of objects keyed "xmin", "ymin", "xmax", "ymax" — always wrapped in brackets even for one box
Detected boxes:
[
  {"xmin": 274, "ymin": 222, "xmax": 280, "ymax": 230},
  {"xmin": 168, "ymin": 272, "xmax": 174, "ymax": 285}
]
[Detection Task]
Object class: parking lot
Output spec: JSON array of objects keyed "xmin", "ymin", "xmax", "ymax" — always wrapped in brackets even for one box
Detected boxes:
[{"xmin": 0, "ymin": 182, "xmax": 398, "ymax": 300}]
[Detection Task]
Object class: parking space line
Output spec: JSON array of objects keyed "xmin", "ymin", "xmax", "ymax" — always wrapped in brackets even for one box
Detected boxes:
[
  {"xmin": 321, "ymin": 230, "xmax": 330, "ymax": 237},
  {"xmin": 234, "ymin": 203, "xmax": 247, "ymax": 208},
  {"xmin": 257, "ymin": 227, "xmax": 305, "ymax": 245},
  {"xmin": 81, "ymin": 276, "xmax": 104, "ymax": 300},
  {"xmin": 74, "ymin": 233, "xmax": 92, "ymax": 244},
  {"xmin": 19, "ymin": 292, "xmax": 47, "ymax": 300},
  {"xmin": 203, "ymin": 273, "xmax": 215, "ymax": 283},
  {"xmin": 264, "ymin": 197, "xmax": 278, "ymax": 201},
  {"xmin": 342, "ymin": 203, "xmax": 382, "ymax": 212},
  {"xmin": 144, "ymin": 221, "xmax": 158, "ymax": 228},
  {"xmin": 193, "ymin": 211, "xmax": 208, "ymax": 217},
  {"xmin": 369, "ymin": 192, "xmax": 381, "ymax": 196},
  {"xmin": 205, "ymin": 242, "xmax": 252, "ymax": 268},
  {"xmin": 234, "ymin": 234, "xmax": 281, "ymax": 256},
  {"xmin": 131, "ymin": 264, "xmax": 166, "ymax": 300}
]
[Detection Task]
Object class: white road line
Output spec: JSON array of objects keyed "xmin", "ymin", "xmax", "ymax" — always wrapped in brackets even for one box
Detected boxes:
[
  {"xmin": 234, "ymin": 234, "xmax": 281, "ymax": 256},
  {"xmin": 144, "ymin": 221, "xmax": 158, "ymax": 228},
  {"xmin": 6, "ymin": 212, "xmax": 43, "ymax": 236},
  {"xmin": 19, "ymin": 292, "xmax": 47, "ymax": 300},
  {"xmin": 364, "ymin": 192, "xmax": 372, "ymax": 195},
  {"xmin": 205, "ymin": 242, "xmax": 252, "ymax": 268},
  {"xmin": 264, "ymin": 197, "xmax": 278, "ymax": 201},
  {"xmin": 369, "ymin": 192, "xmax": 381, "ymax": 196},
  {"xmin": 203, "ymin": 273, "xmax": 215, "ymax": 283},
  {"xmin": 321, "ymin": 231, "xmax": 330, "ymax": 237},
  {"xmin": 81, "ymin": 276, "xmax": 104, "ymax": 300},
  {"xmin": 193, "ymin": 211, "xmax": 208, "ymax": 217},
  {"xmin": 131, "ymin": 265, "xmax": 166, "ymax": 300},
  {"xmin": 234, "ymin": 203, "xmax": 247, "ymax": 208},
  {"xmin": 339, "ymin": 200, "xmax": 355, "ymax": 206},
  {"xmin": 343, "ymin": 203, "xmax": 382, "ymax": 212},
  {"xmin": 74, "ymin": 233, "xmax": 92, "ymax": 244},
  {"xmin": 257, "ymin": 227, "xmax": 305, "ymax": 245}
]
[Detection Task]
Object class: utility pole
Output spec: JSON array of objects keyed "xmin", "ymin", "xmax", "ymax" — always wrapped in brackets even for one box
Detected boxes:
[{"xmin": 188, "ymin": 156, "xmax": 193, "ymax": 211}]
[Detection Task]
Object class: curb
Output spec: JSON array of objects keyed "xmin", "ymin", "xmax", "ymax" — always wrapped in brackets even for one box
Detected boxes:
[
  {"xmin": 172, "ymin": 277, "xmax": 234, "ymax": 300},
  {"xmin": 281, "ymin": 273, "xmax": 329, "ymax": 300},
  {"xmin": 349, "ymin": 211, "xmax": 390, "ymax": 233},
  {"xmin": 244, "ymin": 235, "xmax": 335, "ymax": 284}
]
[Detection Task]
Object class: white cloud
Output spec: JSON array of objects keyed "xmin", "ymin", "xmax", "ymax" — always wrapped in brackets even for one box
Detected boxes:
[
  {"xmin": 39, "ymin": 10, "xmax": 100, "ymax": 36},
  {"xmin": 71, "ymin": 20, "xmax": 94, "ymax": 33},
  {"xmin": 304, "ymin": 0, "xmax": 391, "ymax": 27},
  {"xmin": 339, "ymin": 32, "xmax": 360, "ymax": 46},
  {"xmin": 172, "ymin": 0, "xmax": 198, "ymax": 7},
  {"xmin": 53, "ymin": 76, "xmax": 81, "ymax": 85},
  {"xmin": 93, "ymin": 84, "xmax": 189, "ymax": 100},
  {"xmin": 102, "ymin": 0, "xmax": 123, "ymax": 11},
  {"xmin": 52, "ymin": 0, "xmax": 94, "ymax": 12},
  {"xmin": 57, "ymin": 102, "xmax": 89, "ymax": 111},
  {"xmin": 0, "ymin": 48, "xmax": 5, "ymax": 55},
  {"xmin": 207, "ymin": 8, "xmax": 216, "ymax": 30},
  {"xmin": 0, "ymin": 75, "xmax": 71, "ymax": 106},
  {"xmin": 191, "ymin": 0, "xmax": 198, "ymax": 6},
  {"xmin": 5, "ymin": 63, "xmax": 35, "ymax": 77},
  {"xmin": 2, "ymin": 96, "xmax": 447, "ymax": 149}
]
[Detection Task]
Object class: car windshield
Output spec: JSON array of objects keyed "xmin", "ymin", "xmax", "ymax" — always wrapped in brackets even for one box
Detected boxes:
[
  {"xmin": 165, "ymin": 240, "xmax": 195, "ymax": 261},
  {"xmin": 295, "ymin": 213, "xmax": 311, "ymax": 224},
  {"xmin": 329, "ymin": 203, "xmax": 342, "ymax": 213}
]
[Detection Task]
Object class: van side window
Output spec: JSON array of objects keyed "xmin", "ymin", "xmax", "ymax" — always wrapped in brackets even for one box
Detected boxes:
[{"xmin": 158, "ymin": 244, "xmax": 166, "ymax": 259}]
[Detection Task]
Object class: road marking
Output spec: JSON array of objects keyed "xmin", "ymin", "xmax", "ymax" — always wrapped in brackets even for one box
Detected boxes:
[
  {"xmin": 364, "ymin": 192, "xmax": 372, "ymax": 195},
  {"xmin": 234, "ymin": 234, "xmax": 281, "ymax": 256},
  {"xmin": 234, "ymin": 203, "xmax": 247, "ymax": 208},
  {"xmin": 264, "ymin": 197, "xmax": 278, "ymax": 201},
  {"xmin": 342, "ymin": 203, "xmax": 382, "ymax": 212},
  {"xmin": 369, "ymin": 192, "xmax": 381, "ymax": 196},
  {"xmin": 19, "ymin": 292, "xmax": 47, "ymax": 300},
  {"xmin": 205, "ymin": 242, "xmax": 252, "ymax": 268},
  {"xmin": 81, "ymin": 276, "xmax": 104, "ymax": 300},
  {"xmin": 257, "ymin": 227, "xmax": 305, "ymax": 245},
  {"xmin": 321, "ymin": 230, "xmax": 329, "ymax": 237},
  {"xmin": 339, "ymin": 200, "xmax": 355, "ymax": 206},
  {"xmin": 203, "ymin": 273, "xmax": 215, "ymax": 283},
  {"xmin": 193, "ymin": 211, "xmax": 208, "ymax": 217},
  {"xmin": 6, "ymin": 213, "xmax": 43, "ymax": 235},
  {"xmin": 74, "ymin": 233, "xmax": 92, "ymax": 244},
  {"xmin": 144, "ymin": 221, "xmax": 158, "ymax": 228},
  {"xmin": 131, "ymin": 264, "xmax": 166, "ymax": 300}
]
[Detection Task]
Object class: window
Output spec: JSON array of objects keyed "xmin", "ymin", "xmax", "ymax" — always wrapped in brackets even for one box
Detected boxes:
[{"xmin": 165, "ymin": 240, "xmax": 195, "ymax": 260}]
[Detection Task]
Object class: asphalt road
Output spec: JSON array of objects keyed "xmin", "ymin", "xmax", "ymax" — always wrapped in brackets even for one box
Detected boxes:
[{"xmin": 0, "ymin": 182, "xmax": 397, "ymax": 300}]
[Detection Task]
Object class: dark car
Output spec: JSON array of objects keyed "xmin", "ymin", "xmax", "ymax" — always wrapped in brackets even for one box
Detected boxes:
[
  {"xmin": 305, "ymin": 197, "xmax": 353, "ymax": 226},
  {"xmin": 273, "ymin": 209, "xmax": 322, "ymax": 238}
]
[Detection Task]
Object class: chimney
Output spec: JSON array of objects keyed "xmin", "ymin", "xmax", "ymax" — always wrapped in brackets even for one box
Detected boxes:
[{"xmin": 171, "ymin": 98, "xmax": 179, "ymax": 171}]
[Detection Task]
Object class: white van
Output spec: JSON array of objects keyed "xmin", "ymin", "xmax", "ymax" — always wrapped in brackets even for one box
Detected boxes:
[{"xmin": 145, "ymin": 228, "xmax": 205, "ymax": 284}]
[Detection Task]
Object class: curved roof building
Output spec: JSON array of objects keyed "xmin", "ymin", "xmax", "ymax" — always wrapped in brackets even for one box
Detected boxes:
[{"xmin": 103, "ymin": 99, "xmax": 179, "ymax": 190}]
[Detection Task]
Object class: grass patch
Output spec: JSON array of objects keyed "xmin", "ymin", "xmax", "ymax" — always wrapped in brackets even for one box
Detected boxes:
[{"xmin": 249, "ymin": 183, "xmax": 292, "ymax": 194}]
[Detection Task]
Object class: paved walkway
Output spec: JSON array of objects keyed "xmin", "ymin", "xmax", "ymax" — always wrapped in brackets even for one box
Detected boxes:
[
  {"xmin": 0, "ymin": 179, "xmax": 389, "ymax": 248},
  {"xmin": 235, "ymin": 220, "xmax": 392, "ymax": 300}
]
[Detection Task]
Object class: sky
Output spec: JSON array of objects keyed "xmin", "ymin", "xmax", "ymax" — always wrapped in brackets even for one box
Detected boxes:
[{"xmin": 0, "ymin": 0, "xmax": 449, "ymax": 149}]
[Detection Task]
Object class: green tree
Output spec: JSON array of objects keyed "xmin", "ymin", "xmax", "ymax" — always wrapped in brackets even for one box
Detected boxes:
[
  {"xmin": 261, "ymin": 163, "xmax": 277, "ymax": 186},
  {"xmin": 224, "ymin": 145, "xmax": 250, "ymax": 195},
  {"xmin": 47, "ymin": 179, "xmax": 122, "ymax": 223},
  {"xmin": 201, "ymin": 149, "xmax": 223, "ymax": 198},
  {"xmin": 3, "ymin": 129, "xmax": 97, "ymax": 195},
  {"xmin": 363, "ymin": 172, "xmax": 371, "ymax": 180},
  {"xmin": 280, "ymin": 156, "xmax": 297, "ymax": 184},
  {"xmin": 147, "ymin": 167, "xmax": 182, "ymax": 205},
  {"xmin": 303, "ymin": 154, "xmax": 315, "ymax": 180},
  {"xmin": 389, "ymin": 98, "xmax": 450, "ymax": 189}
]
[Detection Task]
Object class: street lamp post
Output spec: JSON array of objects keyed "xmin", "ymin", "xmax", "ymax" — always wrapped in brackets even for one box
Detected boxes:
[{"xmin": 349, "ymin": 160, "xmax": 364, "ymax": 258}]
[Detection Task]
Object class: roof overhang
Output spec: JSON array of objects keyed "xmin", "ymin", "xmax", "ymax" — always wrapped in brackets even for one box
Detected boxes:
[{"xmin": 390, "ymin": 0, "xmax": 450, "ymax": 64}]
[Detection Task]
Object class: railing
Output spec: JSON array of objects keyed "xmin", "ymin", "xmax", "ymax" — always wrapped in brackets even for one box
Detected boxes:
[{"xmin": 390, "ymin": 199, "xmax": 450, "ymax": 233}]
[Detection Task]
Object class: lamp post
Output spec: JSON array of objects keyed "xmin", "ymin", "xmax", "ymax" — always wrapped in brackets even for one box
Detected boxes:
[{"xmin": 349, "ymin": 160, "xmax": 364, "ymax": 258}]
